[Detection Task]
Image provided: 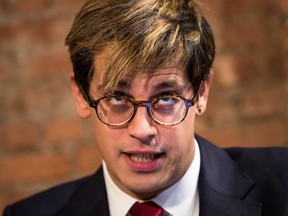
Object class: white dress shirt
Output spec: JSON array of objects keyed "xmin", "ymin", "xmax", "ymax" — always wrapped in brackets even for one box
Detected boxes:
[{"xmin": 103, "ymin": 139, "xmax": 200, "ymax": 216}]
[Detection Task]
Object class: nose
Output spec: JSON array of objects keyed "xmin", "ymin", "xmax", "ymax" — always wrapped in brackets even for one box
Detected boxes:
[{"xmin": 127, "ymin": 106, "xmax": 157, "ymax": 143}]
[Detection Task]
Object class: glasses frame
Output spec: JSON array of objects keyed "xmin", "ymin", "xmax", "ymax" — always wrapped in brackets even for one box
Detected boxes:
[{"xmin": 82, "ymin": 84, "xmax": 202, "ymax": 127}]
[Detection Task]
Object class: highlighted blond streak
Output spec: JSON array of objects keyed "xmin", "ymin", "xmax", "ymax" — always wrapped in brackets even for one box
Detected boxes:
[{"xmin": 65, "ymin": 0, "xmax": 214, "ymax": 93}]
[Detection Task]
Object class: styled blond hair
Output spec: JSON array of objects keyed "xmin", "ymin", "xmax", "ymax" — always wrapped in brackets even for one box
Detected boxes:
[{"xmin": 65, "ymin": 0, "xmax": 215, "ymax": 95}]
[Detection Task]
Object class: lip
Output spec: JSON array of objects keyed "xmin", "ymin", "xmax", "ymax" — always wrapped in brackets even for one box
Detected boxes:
[{"xmin": 123, "ymin": 151, "xmax": 165, "ymax": 172}]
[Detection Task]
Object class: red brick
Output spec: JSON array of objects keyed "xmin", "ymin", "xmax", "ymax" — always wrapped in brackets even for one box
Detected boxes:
[
  {"xmin": 196, "ymin": 120, "xmax": 287, "ymax": 147},
  {"xmin": 20, "ymin": 75, "xmax": 76, "ymax": 121},
  {"xmin": 236, "ymin": 86, "xmax": 287, "ymax": 119},
  {"xmin": 220, "ymin": 16, "xmax": 281, "ymax": 53},
  {"xmin": 220, "ymin": 0, "xmax": 271, "ymax": 19},
  {"xmin": 276, "ymin": 0, "xmax": 288, "ymax": 13},
  {"xmin": 76, "ymin": 144, "xmax": 102, "ymax": 174},
  {"xmin": 0, "ymin": 24, "xmax": 18, "ymax": 46},
  {"xmin": 243, "ymin": 121, "xmax": 287, "ymax": 147},
  {"xmin": 232, "ymin": 52, "xmax": 285, "ymax": 85},
  {"xmin": 197, "ymin": 91, "xmax": 238, "ymax": 128},
  {"xmin": 199, "ymin": 0, "xmax": 223, "ymax": 23},
  {"xmin": 196, "ymin": 124, "xmax": 241, "ymax": 147},
  {"xmin": 0, "ymin": 122, "xmax": 38, "ymax": 150},
  {"xmin": 44, "ymin": 118, "xmax": 84, "ymax": 142},
  {"xmin": 25, "ymin": 47, "xmax": 72, "ymax": 76},
  {"xmin": 0, "ymin": 50, "xmax": 17, "ymax": 81},
  {"xmin": 18, "ymin": 17, "xmax": 73, "ymax": 48},
  {"xmin": 0, "ymin": 85, "xmax": 27, "ymax": 123},
  {"xmin": 213, "ymin": 55, "xmax": 239, "ymax": 87},
  {"xmin": 0, "ymin": 153, "xmax": 71, "ymax": 185},
  {"xmin": 55, "ymin": 0, "xmax": 86, "ymax": 8},
  {"xmin": 283, "ymin": 23, "xmax": 288, "ymax": 49},
  {"xmin": 0, "ymin": 0, "xmax": 52, "ymax": 14},
  {"xmin": 0, "ymin": 0, "xmax": 83, "ymax": 15}
]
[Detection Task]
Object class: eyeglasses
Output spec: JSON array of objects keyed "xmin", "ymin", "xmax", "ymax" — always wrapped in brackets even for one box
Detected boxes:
[{"xmin": 85, "ymin": 90, "xmax": 200, "ymax": 127}]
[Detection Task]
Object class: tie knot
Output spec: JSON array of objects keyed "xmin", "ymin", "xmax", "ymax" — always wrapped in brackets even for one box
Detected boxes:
[{"xmin": 129, "ymin": 201, "xmax": 163, "ymax": 216}]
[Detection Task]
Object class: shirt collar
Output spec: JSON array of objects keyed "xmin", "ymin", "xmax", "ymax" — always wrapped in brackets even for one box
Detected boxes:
[
  {"xmin": 152, "ymin": 138, "xmax": 200, "ymax": 216},
  {"xmin": 103, "ymin": 139, "xmax": 201, "ymax": 216},
  {"xmin": 103, "ymin": 162, "xmax": 137, "ymax": 216}
]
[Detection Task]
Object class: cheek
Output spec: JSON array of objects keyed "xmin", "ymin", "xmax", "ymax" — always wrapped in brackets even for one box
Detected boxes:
[
  {"xmin": 91, "ymin": 111, "xmax": 123, "ymax": 140},
  {"xmin": 162, "ymin": 120, "xmax": 195, "ymax": 159},
  {"xmin": 167, "ymin": 118, "xmax": 195, "ymax": 142},
  {"xmin": 159, "ymin": 127, "xmax": 191, "ymax": 156},
  {"xmin": 91, "ymin": 119, "xmax": 122, "ymax": 159}
]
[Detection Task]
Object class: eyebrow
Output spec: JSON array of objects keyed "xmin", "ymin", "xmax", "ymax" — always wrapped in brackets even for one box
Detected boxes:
[
  {"xmin": 97, "ymin": 80, "xmax": 131, "ymax": 93},
  {"xmin": 116, "ymin": 80, "xmax": 131, "ymax": 90},
  {"xmin": 151, "ymin": 80, "xmax": 186, "ymax": 93},
  {"xmin": 153, "ymin": 80, "xmax": 182, "ymax": 89},
  {"xmin": 96, "ymin": 84, "xmax": 105, "ymax": 93},
  {"xmin": 97, "ymin": 76, "xmax": 187, "ymax": 95}
]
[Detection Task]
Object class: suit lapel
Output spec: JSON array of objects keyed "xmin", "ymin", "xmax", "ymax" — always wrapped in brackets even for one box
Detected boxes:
[
  {"xmin": 54, "ymin": 167, "xmax": 110, "ymax": 216},
  {"xmin": 54, "ymin": 136, "xmax": 263, "ymax": 216},
  {"xmin": 196, "ymin": 136, "xmax": 263, "ymax": 216},
  {"xmin": 199, "ymin": 185, "xmax": 262, "ymax": 216}
]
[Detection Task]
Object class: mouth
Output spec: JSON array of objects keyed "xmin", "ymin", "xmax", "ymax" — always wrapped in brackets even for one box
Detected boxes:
[
  {"xmin": 129, "ymin": 153, "xmax": 162, "ymax": 162},
  {"xmin": 123, "ymin": 151, "xmax": 165, "ymax": 172}
]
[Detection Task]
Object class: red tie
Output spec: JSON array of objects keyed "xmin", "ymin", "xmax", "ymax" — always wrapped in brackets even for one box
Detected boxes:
[{"xmin": 129, "ymin": 201, "xmax": 164, "ymax": 216}]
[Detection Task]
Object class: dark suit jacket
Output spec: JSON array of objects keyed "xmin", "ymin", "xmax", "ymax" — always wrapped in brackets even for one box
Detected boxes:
[{"xmin": 3, "ymin": 135, "xmax": 288, "ymax": 216}]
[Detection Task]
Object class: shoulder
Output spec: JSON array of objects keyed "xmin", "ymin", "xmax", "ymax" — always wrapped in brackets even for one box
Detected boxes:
[
  {"xmin": 197, "ymin": 135, "xmax": 288, "ymax": 215},
  {"xmin": 224, "ymin": 146, "xmax": 288, "ymax": 184},
  {"xmin": 197, "ymin": 134, "xmax": 288, "ymax": 187},
  {"xmin": 196, "ymin": 134, "xmax": 288, "ymax": 173},
  {"xmin": 225, "ymin": 146, "xmax": 288, "ymax": 171},
  {"xmin": 225, "ymin": 146, "xmax": 288, "ymax": 207},
  {"xmin": 3, "ymin": 168, "xmax": 105, "ymax": 216}
]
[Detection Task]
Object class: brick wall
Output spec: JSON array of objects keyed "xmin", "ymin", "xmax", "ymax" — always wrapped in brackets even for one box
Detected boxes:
[
  {"xmin": 0, "ymin": 0, "xmax": 287, "ymax": 212},
  {"xmin": 197, "ymin": 0, "xmax": 288, "ymax": 147}
]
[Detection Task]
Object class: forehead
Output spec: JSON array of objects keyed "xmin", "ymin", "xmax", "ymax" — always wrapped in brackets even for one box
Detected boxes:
[
  {"xmin": 116, "ymin": 69, "xmax": 189, "ymax": 92},
  {"xmin": 92, "ymin": 47, "xmax": 190, "ymax": 91}
]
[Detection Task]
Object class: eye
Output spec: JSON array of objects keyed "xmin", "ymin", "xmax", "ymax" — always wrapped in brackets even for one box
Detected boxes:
[
  {"xmin": 152, "ymin": 93, "xmax": 180, "ymax": 110},
  {"xmin": 158, "ymin": 96, "xmax": 174, "ymax": 104},
  {"xmin": 156, "ymin": 93, "xmax": 178, "ymax": 105},
  {"xmin": 106, "ymin": 92, "xmax": 128, "ymax": 105},
  {"xmin": 101, "ymin": 92, "xmax": 132, "ymax": 114}
]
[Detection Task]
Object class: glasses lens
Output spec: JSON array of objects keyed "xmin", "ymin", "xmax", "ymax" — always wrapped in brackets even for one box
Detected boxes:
[
  {"xmin": 151, "ymin": 95, "xmax": 186, "ymax": 124},
  {"xmin": 97, "ymin": 96, "xmax": 134, "ymax": 125}
]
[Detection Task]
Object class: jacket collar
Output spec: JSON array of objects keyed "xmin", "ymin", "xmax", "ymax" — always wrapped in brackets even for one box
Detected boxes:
[
  {"xmin": 196, "ymin": 135, "xmax": 262, "ymax": 216},
  {"xmin": 54, "ymin": 167, "xmax": 110, "ymax": 216},
  {"xmin": 55, "ymin": 136, "xmax": 263, "ymax": 216}
]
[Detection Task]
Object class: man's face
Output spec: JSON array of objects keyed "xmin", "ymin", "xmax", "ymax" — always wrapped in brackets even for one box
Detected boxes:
[{"xmin": 71, "ymin": 48, "xmax": 211, "ymax": 200}]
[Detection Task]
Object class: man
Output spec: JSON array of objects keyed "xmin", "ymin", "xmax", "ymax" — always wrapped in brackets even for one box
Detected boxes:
[{"xmin": 3, "ymin": 0, "xmax": 288, "ymax": 215}]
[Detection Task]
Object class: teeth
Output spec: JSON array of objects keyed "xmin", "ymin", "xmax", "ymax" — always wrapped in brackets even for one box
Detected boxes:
[{"xmin": 130, "ymin": 154, "xmax": 155, "ymax": 162}]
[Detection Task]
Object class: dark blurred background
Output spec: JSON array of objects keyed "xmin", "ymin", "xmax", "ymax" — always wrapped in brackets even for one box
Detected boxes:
[{"xmin": 0, "ymin": 0, "xmax": 287, "ymax": 212}]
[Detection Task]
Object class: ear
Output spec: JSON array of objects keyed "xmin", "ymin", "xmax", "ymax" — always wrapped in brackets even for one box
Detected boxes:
[
  {"xmin": 196, "ymin": 69, "xmax": 213, "ymax": 116},
  {"xmin": 70, "ymin": 74, "xmax": 91, "ymax": 118}
]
